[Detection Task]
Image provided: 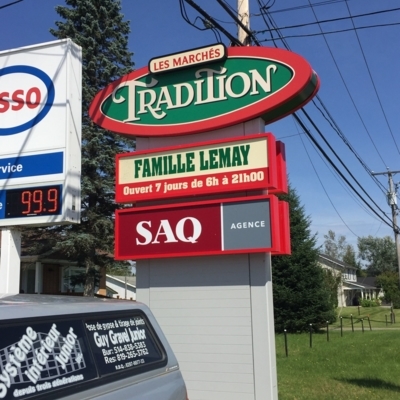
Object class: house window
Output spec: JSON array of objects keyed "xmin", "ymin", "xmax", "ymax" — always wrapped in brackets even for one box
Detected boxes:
[{"xmin": 61, "ymin": 266, "xmax": 85, "ymax": 293}]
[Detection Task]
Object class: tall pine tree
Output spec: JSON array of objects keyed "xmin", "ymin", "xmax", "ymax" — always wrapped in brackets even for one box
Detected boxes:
[
  {"xmin": 25, "ymin": 0, "xmax": 134, "ymax": 295},
  {"xmin": 273, "ymin": 186, "xmax": 336, "ymax": 332}
]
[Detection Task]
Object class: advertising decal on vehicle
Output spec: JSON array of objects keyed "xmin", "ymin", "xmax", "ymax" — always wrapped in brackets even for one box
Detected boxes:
[{"xmin": 0, "ymin": 312, "xmax": 166, "ymax": 400}]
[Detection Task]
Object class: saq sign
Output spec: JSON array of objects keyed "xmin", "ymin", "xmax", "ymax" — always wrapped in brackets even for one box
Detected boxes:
[{"xmin": 115, "ymin": 195, "xmax": 290, "ymax": 260}]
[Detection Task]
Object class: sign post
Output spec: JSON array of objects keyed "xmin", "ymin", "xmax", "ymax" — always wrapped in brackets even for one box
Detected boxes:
[
  {"xmin": 0, "ymin": 229, "xmax": 21, "ymax": 294},
  {"xmin": 0, "ymin": 39, "xmax": 82, "ymax": 294},
  {"xmin": 91, "ymin": 44, "xmax": 319, "ymax": 400}
]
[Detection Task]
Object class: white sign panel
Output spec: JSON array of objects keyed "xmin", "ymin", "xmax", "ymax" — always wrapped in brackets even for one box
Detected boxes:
[{"xmin": 0, "ymin": 39, "xmax": 82, "ymax": 226}]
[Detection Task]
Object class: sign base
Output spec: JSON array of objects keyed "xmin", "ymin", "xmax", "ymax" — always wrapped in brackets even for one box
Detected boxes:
[
  {"xmin": 0, "ymin": 228, "xmax": 21, "ymax": 295},
  {"xmin": 136, "ymin": 253, "xmax": 277, "ymax": 399}
]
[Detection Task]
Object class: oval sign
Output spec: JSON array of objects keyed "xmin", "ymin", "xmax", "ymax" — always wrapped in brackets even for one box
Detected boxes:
[
  {"xmin": 0, "ymin": 65, "xmax": 55, "ymax": 136},
  {"xmin": 89, "ymin": 46, "xmax": 319, "ymax": 137}
]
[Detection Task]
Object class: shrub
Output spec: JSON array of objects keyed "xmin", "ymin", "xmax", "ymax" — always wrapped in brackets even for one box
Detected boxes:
[{"xmin": 359, "ymin": 298, "xmax": 380, "ymax": 307}]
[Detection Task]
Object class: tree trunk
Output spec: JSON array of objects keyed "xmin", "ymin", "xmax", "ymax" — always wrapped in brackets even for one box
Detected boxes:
[{"xmin": 84, "ymin": 259, "xmax": 95, "ymax": 297}]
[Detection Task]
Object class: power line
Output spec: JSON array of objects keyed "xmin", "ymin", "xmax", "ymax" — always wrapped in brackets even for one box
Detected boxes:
[
  {"xmin": 216, "ymin": 0, "xmax": 261, "ymax": 45},
  {"xmin": 258, "ymin": 5, "xmax": 393, "ymax": 227},
  {"xmin": 181, "ymin": 0, "xmax": 242, "ymax": 45},
  {"xmin": 259, "ymin": 22, "xmax": 400, "ymax": 40},
  {"xmin": 179, "ymin": 0, "xmax": 395, "ymax": 231},
  {"xmin": 304, "ymin": 1, "xmax": 387, "ymax": 167},
  {"xmin": 0, "ymin": 0, "xmax": 23, "ymax": 10},
  {"xmin": 294, "ymin": 112, "xmax": 393, "ymax": 229},
  {"xmin": 293, "ymin": 116, "xmax": 382, "ymax": 233},
  {"xmin": 298, "ymin": 128, "xmax": 360, "ymax": 238},
  {"xmin": 260, "ymin": 0, "xmax": 352, "ymax": 14},
  {"xmin": 343, "ymin": 1, "xmax": 400, "ymax": 156},
  {"xmin": 260, "ymin": 6, "xmax": 389, "ymax": 192},
  {"xmin": 256, "ymin": 6, "xmax": 400, "ymax": 34}
]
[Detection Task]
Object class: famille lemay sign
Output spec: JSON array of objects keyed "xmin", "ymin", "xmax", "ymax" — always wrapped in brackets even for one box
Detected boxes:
[
  {"xmin": 116, "ymin": 134, "xmax": 286, "ymax": 202},
  {"xmin": 89, "ymin": 45, "xmax": 320, "ymax": 136}
]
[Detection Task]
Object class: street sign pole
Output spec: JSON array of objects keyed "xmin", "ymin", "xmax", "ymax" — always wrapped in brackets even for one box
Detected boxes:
[{"xmin": 0, "ymin": 228, "xmax": 21, "ymax": 295}]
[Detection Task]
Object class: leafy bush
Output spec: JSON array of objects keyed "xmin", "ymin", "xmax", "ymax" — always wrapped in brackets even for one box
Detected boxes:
[
  {"xmin": 392, "ymin": 293, "xmax": 400, "ymax": 309},
  {"xmin": 359, "ymin": 298, "xmax": 380, "ymax": 307}
]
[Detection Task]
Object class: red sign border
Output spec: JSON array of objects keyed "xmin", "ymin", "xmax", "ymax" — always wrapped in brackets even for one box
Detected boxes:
[
  {"xmin": 89, "ymin": 46, "xmax": 320, "ymax": 137},
  {"xmin": 115, "ymin": 194, "xmax": 286, "ymax": 260},
  {"xmin": 116, "ymin": 133, "xmax": 279, "ymax": 203}
]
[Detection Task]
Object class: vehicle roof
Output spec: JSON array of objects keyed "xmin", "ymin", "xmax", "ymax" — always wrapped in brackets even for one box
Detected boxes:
[{"xmin": 0, "ymin": 293, "xmax": 148, "ymax": 320}]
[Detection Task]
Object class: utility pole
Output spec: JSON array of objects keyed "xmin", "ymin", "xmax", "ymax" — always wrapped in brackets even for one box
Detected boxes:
[
  {"xmin": 238, "ymin": 0, "xmax": 250, "ymax": 45},
  {"xmin": 372, "ymin": 169, "xmax": 400, "ymax": 285}
]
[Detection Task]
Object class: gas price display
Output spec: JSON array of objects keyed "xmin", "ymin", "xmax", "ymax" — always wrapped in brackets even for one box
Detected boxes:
[{"xmin": 4, "ymin": 184, "xmax": 62, "ymax": 218}]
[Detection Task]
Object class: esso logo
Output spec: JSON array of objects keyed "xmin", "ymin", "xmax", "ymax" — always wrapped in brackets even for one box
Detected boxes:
[
  {"xmin": 136, "ymin": 217, "xmax": 202, "ymax": 245},
  {"xmin": 0, "ymin": 87, "xmax": 41, "ymax": 112},
  {"xmin": 0, "ymin": 65, "xmax": 55, "ymax": 136}
]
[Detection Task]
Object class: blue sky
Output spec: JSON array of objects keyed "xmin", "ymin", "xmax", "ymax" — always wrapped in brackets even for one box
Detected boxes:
[{"xmin": 0, "ymin": 0, "xmax": 399, "ymax": 251}]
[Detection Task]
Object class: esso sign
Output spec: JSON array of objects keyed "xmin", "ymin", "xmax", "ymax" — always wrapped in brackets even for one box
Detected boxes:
[
  {"xmin": 0, "ymin": 87, "xmax": 41, "ymax": 112},
  {"xmin": 136, "ymin": 217, "xmax": 202, "ymax": 245},
  {"xmin": 0, "ymin": 65, "xmax": 55, "ymax": 136}
]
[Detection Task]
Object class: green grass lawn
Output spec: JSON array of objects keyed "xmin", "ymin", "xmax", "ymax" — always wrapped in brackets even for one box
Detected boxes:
[
  {"xmin": 276, "ymin": 329, "xmax": 400, "ymax": 399},
  {"xmin": 333, "ymin": 306, "xmax": 399, "ymax": 330}
]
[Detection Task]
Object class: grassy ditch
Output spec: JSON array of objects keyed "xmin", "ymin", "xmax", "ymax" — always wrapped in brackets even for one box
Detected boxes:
[
  {"xmin": 333, "ymin": 306, "xmax": 398, "ymax": 330},
  {"xmin": 276, "ymin": 329, "xmax": 400, "ymax": 399}
]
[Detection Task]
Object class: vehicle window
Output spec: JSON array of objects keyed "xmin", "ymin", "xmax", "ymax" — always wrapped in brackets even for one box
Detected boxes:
[
  {"xmin": 83, "ymin": 312, "xmax": 165, "ymax": 376},
  {"xmin": 0, "ymin": 311, "xmax": 166, "ymax": 400},
  {"xmin": 0, "ymin": 319, "xmax": 97, "ymax": 400}
]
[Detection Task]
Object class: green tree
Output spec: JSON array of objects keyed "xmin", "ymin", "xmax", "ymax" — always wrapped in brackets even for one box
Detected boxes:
[
  {"xmin": 24, "ymin": 0, "xmax": 134, "ymax": 295},
  {"xmin": 376, "ymin": 271, "xmax": 400, "ymax": 306},
  {"xmin": 342, "ymin": 244, "xmax": 358, "ymax": 268},
  {"xmin": 357, "ymin": 235, "xmax": 398, "ymax": 276},
  {"xmin": 323, "ymin": 230, "xmax": 358, "ymax": 268},
  {"xmin": 273, "ymin": 186, "xmax": 336, "ymax": 332},
  {"xmin": 323, "ymin": 230, "xmax": 347, "ymax": 260}
]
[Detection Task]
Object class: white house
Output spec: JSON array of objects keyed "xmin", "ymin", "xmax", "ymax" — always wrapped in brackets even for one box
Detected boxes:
[
  {"xmin": 105, "ymin": 274, "xmax": 136, "ymax": 300},
  {"xmin": 318, "ymin": 254, "xmax": 383, "ymax": 307}
]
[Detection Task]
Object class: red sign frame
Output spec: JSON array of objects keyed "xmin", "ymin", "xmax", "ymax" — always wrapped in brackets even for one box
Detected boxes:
[
  {"xmin": 116, "ymin": 133, "xmax": 284, "ymax": 203},
  {"xmin": 115, "ymin": 195, "xmax": 290, "ymax": 260},
  {"xmin": 89, "ymin": 46, "xmax": 319, "ymax": 137}
]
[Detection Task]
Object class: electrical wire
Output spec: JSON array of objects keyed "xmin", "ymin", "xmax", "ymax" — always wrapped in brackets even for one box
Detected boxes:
[
  {"xmin": 182, "ymin": 0, "xmax": 242, "ymax": 45},
  {"xmin": 261, "ymin": 7, "xmax": 390, "ymax": 192},
  {"xmin": 298, "ymin": 125, "xmax": 360, "ymax": 238},
  {"xmin": 256, "ymin": 6, "xmax": 400, "ymax": 34},
  {"xmin": 178, "ymin": 0, "xmax": 397, "ymax": 231},
  {"xmin": 305, "ymin": 0, "xmax": 387, "ymax": 168},
  {"xmin": 294, "ymin": 112, "xmax": 393, "ymax": 229},
  {"xmin": 259, "ymin": 22, "xmax": 400, "ymax": 40},
  {"xmin": 259, "ymin": 4, "xmax": 395, "ymax": 229},
  {"xmin": 0, "ymin": 0, "xmax": 23, "ymax": 10},
  {"xmin": 216, "ymin": 0, "xmax": 261, "ymax": 45},
  {"xmin": 256, "ymin": 0, "xmax": 279, "ymax": 47},
  {"xmin": 312, "ymin": 99, "xmax": 387, "ymax": 194},
  {"xmin": 261, "ymin": 0, "xmax": 353, "ymax": 14},
  {"xmin": 292, "ymin": 117, "xmax": 385, "ymax": 223},
  {"xmin": 343, "ymin": 0, "xmax": 400, "ymax": 156}
]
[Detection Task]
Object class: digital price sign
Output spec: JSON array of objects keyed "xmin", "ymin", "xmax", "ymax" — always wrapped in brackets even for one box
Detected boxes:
[
  {"xmin": 0, "ymin": 183, "xmax": 79, "ymax": 226},
  {"xmin": 4, "ymin": 184, "xmax": 62, "ymax": 218}
]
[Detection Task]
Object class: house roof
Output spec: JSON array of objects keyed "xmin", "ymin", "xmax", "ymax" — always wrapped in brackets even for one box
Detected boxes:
[
  {"xmin": 107, "ymin": 274, "xmax": 136, "ymax": 288},
  {"xmin": 357, "ymin": 276, "xmax": 379, "ymax": 288},
  {"xmin": 318, "ymin": 254, "xmax": 358, "ymax": 270}
]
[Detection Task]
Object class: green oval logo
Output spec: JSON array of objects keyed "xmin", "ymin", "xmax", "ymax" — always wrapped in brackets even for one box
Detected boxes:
[{"xmin": 89, "ymin": 47, "xmax": 319, "ymax": 137}]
